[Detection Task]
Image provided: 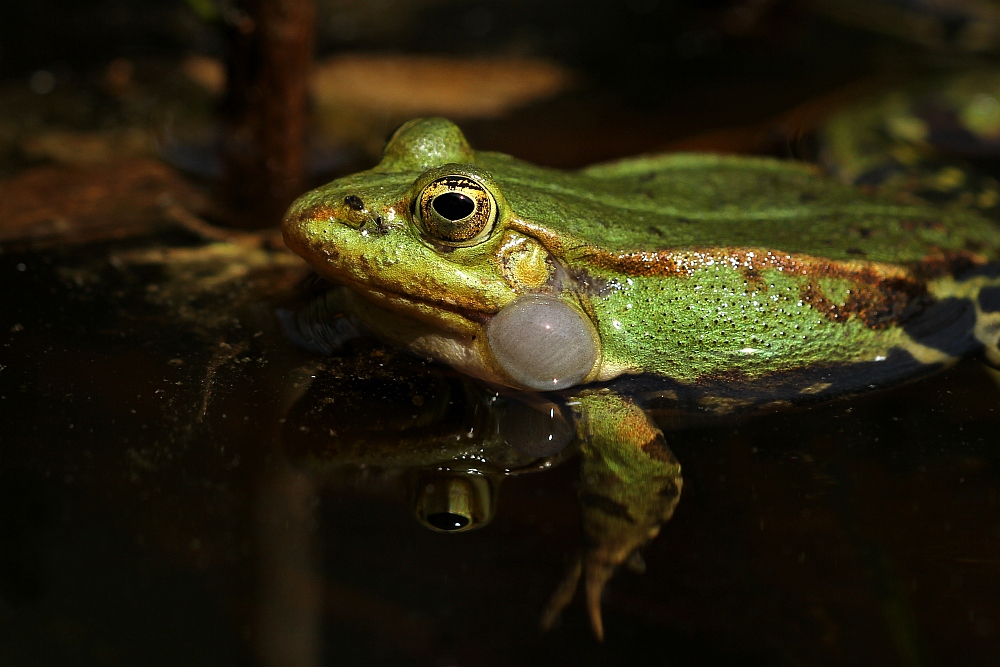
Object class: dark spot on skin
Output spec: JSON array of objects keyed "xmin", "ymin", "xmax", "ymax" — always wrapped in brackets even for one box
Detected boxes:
[
  {"xmin": 852, "ymin": 226, "xmax": 873, "ymax": 239},
  {"xmin": 658, "ymin": 479, "xmax": 680, "ymax": 497},
  {"xmin": 854, "ymin": 163, "xmax": 906, "ymax": 187},
  {"xmin": 676, "ymin": 217, "xmax": 692, "ymax": 224},
  {"xmin": 851, "ymin": 281, "xmax": 930, "ymax": 328},
  {"xmin": 846, "ymin": 247, "xmax": 866, "ymax": 256},
  {"xmin": 567, "ymin": 266, "xmax": 617, "ymax": 297},
  {"xmin": 960, "ymin": 263, "xmax": 1000, "ymax": 279},
  {"xmin": 979, "ymin": 286, "xmax": 1000, "ymax": 313},
  {"xmin": 647, "ymin": 226, "xmax": 664, "ymax": 237},
  {"xmin": 915, "ymin": 252, "xmax": 980, "ymax": 279},
  {"xmin": 799, "ymin": 192, "xmax": 817, "ymax": 202},
  {"xmin": 744, "ymin": 267, "xmax": 766, "ymax": 285},
  {"xmin": 641, "ymin": 435, "xmax": 677, "ymax": 464},
  {"xmin": 344, "ymin": 195, "xmax": 364, "ymax": 211},
  {"xmin": 799, "ymin": 277, "xmax": 928, "ymax": 330},
  {"xmin": 580, "ymin": 492, "xmax": 635, "ymax": 524},
  {"xmin": 903, "ymin": 297, "xmax": 977, "ymax": 355}
]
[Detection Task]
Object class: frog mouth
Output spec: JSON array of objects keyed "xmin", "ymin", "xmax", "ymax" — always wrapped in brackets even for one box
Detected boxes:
[{"xmin": 340, "ymin": 277, "xmax": 494, "ymax": 325}]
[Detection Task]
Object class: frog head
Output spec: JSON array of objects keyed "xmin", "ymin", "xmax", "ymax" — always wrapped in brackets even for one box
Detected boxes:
[{"xmin": 283, "ymin": 118, "xmax": 601, "ymax": 391}]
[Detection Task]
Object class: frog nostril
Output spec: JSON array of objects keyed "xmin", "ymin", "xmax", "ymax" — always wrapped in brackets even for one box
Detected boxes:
[{"xmin": 432, "ymin": 192, "xmax": 475, "ymax": 221}]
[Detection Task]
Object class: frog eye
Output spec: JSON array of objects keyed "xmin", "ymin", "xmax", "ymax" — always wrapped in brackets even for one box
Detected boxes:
[
  {"xmin": 412, "ymin": 470, "xmax": 497, "ymax": 532},
  {"xmin": 416, "ymin": 175, "xmax": 497, "ymax": 246}
]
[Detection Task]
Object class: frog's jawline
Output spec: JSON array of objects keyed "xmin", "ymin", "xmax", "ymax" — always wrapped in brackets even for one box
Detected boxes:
[{"xmin": 341, "ymin": 278, "xmax": 493, "ymax": 326}]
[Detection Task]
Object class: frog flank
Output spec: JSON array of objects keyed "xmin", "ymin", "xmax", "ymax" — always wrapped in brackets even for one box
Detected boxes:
[{"xmin": 283, "ymin": 117, "xmax": 1000, "ymax": 400}]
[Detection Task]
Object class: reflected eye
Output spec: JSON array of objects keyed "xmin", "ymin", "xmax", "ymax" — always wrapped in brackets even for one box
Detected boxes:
[
  {"xmin": 416, "ymin": 175, "xmax": 497, "ymax": 245},
  {"xmin": 413, "ymin": 471, "xmax": 496, "ymax": 533}
]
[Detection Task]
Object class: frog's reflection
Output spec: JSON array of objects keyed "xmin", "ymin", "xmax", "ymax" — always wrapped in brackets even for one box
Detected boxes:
[
  {"xmin": 414, "ymin": 396, "xmax": 576, "ymax": 533},
  {"xmin": 279, "ymin": 358, "xmax": 682, "ymax": 639},
  {"xmin": 281, "ymin": 365, "xmax": 577, "ymax": 534},
  {"xmin": 415, "ymin": 471, "xmax": 495, "ymax": 532}
]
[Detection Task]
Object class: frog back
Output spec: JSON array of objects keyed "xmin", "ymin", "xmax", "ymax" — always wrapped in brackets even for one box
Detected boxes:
[
  {"xmin": 477, "ymin": 151, "xmax": 1000, "ymax": 265},
  {"xmin": 475, "ymin": 151, "xmax": 1000, "ymax": 405}
]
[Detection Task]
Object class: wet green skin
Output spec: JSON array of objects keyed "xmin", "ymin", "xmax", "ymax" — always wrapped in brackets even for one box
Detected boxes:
[
  {"xmin": 282, "ymin": 117, "xmax": 1000, "ymax": 639},
  {"xmin": 284, "ymin": 118, "xmax": 1000, "ymax": 395}
]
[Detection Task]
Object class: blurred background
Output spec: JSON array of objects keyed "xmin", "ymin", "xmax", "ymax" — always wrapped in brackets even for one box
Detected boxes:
[
  {"xmin": 5, "ymin": 0, "xmax": 1000, "ymax": 228},
  {"xmin": 1, "ymin": 0, "xmax": 981, "ymax": 226}
]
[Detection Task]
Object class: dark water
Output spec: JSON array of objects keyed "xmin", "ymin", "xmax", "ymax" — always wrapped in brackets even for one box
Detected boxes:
[{"xmin": 2, "ymin": 230, "xmax": 999, "ymax": 666}]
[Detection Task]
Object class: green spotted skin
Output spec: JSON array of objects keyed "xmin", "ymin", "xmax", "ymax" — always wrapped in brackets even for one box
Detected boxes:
[
  {"xmin": 590, "ymin": 264, "xmax": 909, "ymax": 384},
  {"xmin": 483, "ymin": 151, "xmax": 1000, "ymax": 383},
  {"xmin": 284, "ymin": 118, "xmax": 1000, "ymax": 395}
]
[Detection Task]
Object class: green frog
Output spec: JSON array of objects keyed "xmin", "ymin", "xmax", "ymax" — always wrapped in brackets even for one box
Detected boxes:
[{"xmin": 281, "ymin": 116, "xmax": 1000, "ymax": 638}]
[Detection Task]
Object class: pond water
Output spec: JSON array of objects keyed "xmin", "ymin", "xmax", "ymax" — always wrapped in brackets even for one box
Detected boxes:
[{"xmin": 2, "ymin": 231, "xmax": 998, "ymax": 666}]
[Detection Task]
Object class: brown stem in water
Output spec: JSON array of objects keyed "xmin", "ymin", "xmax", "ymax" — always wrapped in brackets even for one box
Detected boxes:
[{"xmin": 221, "ymin": 0, "xmax": 315, "ymax": 229}]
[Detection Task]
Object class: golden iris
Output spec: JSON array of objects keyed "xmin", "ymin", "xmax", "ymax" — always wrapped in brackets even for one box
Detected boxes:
[{"xmin": 416, "ymin": 175, "xmax": 497, "ymax": 245}]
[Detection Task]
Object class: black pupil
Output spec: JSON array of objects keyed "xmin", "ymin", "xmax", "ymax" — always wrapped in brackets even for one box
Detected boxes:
[
  {"xmin": 432, "ymin": 192, "xmax": 476, "ymax": 221},
  {"xmin": 427, "ymin": 512, "xmax": 470, "ymax": 531}
]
